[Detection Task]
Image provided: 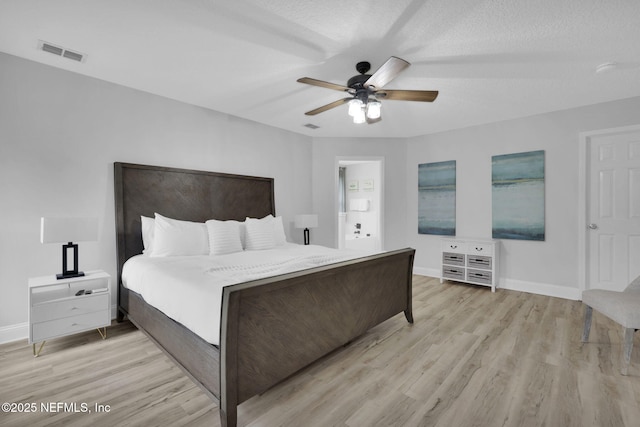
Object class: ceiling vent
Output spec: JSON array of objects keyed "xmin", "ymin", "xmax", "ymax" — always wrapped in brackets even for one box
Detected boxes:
[
  {"xmin": 38, "ymin": 40, "xmax": 86, "ymax": 63},
  {"xmin": 304, "ymin": 123, "xmax": 320, "ymax": 129}
]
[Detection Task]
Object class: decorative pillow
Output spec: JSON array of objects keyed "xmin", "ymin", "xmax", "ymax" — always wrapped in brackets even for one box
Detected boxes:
[
  {"xmin": 205, "ymin": 219, "xmax": 243, "ymax": 255},
  {"xmin": 273, "ymin": 216, "xmax": 287, "ymax": 246},
  {"xmin": 244, "ymin": 215, "xmax": 288, "ymax": 250},
  {"xmin": 141, "ymin": 215, "xmax": 155, "ymax": 254},
  {"xmin": 150, "ymin": 213, "xmax": 209, "ymax": 257},
  {"xmin": 244, "ymin": 215, "xmax": 277, "ymax": 250}
]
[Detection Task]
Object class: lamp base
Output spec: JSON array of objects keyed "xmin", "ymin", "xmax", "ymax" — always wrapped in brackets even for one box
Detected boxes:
[{"xmin": 57, "ymin": 271, "xmax": 85, "ymax": 280}]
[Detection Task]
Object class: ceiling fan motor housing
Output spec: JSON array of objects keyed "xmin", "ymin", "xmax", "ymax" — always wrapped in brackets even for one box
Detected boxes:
[{"xmin": 347, "ymin": 73, "xmax": 371, "ymax": 90}]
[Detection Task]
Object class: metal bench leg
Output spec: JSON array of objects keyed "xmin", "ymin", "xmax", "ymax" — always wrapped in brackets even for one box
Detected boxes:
[
  {"xmin": 581, "ymin": 305, "xmax": 592, "ymax": 342},
  {"xmin": 622, "ymin": 327, "xmax": 634, "ymax": 376}
]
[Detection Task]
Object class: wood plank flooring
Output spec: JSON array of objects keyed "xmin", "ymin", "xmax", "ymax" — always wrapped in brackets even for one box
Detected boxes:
[{"xmin": 1, "ymin": 276, "xmax": 639, "ymax": 426}]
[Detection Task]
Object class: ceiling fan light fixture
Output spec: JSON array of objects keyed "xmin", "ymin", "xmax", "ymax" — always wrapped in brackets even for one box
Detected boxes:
[
  {"xmin": 366, "ymin": 100, "xmax": 381, "ymax": 119},
  {"xmin": 348, "ymin": 99, "xmax": 363, "ymax": 117},
  {"xmin": 353, "ymin": 107, "xmax": 366, "ymax": 124}
]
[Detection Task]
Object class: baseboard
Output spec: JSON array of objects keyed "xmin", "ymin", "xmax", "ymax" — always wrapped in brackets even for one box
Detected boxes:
[
  {"xmin": 0, "ymin": 304, "xmax": 119, "ymax": 345},
  {"xmin": 0, "ymin": 322, "xmax": 28, "ymax": 345},
  {"xmin": 499, "ymin": 278, "xmax": 581, "ymax": 300},
  {"xmin": 413, "ymin": 266, "xmax": 440, "ymax": 278},
  {"xmin": 412, "ymin": 269, "xmax": 581, "ymax": 300}
]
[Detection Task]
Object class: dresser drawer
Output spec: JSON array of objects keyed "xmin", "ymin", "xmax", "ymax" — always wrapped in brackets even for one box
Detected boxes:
[
  {"xmin": 443, "ymin": 252, "xmax": 465, "ymax": 266},
  {"xmin": 467, "ymin": 269, "xmax": 492, "ymax": 285},
  {"xmin": 443, "ymin": 266, "xmax": 465, "ymax": 281},
  {"xmin": 467, "ymin": 255, "xmax": 492, "ymax": 269},
  {"xmin": 467, "ymin": 242, "xmax": 494, "ymax": 255},
  {"xmin": 441, "ymin": 240, "xmax": 467, "ymax": 254},
  {"xmin": 31, "ymin": 310, "xmax": 110, "ymax": 343},
  {"xmin": 31, "ymin": 294, "xmax": 109, "ymax": 323}
]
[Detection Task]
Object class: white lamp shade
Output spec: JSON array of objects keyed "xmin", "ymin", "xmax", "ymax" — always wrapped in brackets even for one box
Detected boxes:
[
  {"xmin": 294, "ymin": 214, "xmax": 318, "ymax": 229},
  {"xmin": 366, "ymin": 100, "xmax": 381, "ymax": 119},
  {"xmin": 348, "ymin": 99, "xmax": 363, "ymax": 117},
  {"xmin": 41, "ymin": 217, "xmax": 99, "ymax": 244},
  {"xmin": 352, "ymin": 107, "xmax": 366, "ymax": 124}
]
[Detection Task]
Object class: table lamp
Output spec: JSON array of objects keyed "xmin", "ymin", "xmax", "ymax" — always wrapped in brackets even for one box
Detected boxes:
[
  {"xmin": 40, "ymin": 217, "xmax": 98, "ymax": 279},
  {"xmin": 294, "ymin": 214, "xmax": 318, "ymax": 245}
]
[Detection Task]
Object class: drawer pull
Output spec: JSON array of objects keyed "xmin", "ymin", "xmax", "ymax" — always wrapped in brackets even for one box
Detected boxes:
[
  {"xmin": 475, "ymin": 247, "xmax": 483, "ymax": 251},
  {"xmin": 450, "ymin": 245, "xmax": 457, "ymax": 249}
]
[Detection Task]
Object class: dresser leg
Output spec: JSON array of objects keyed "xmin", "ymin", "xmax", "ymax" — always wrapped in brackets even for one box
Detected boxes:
[
  {"xmin": 33, "ymin": 341, "xmax": 46, "ymax": 357},
  {"xmin": 97, "ymin": 327, "xmax": 107, "ymax": 340}
]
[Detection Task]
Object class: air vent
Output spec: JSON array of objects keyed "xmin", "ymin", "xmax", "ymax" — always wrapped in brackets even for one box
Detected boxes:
[
  {"xmin": 304, "ymin": 123, "xmax": 320, "ymax": 129},
  {"xmin": 41, "ymin": 43, "xmax": 63, "ymax": 56},
  {"xmin": 38, "ymin": 40, "xmax": 86, "ymax": 63}
]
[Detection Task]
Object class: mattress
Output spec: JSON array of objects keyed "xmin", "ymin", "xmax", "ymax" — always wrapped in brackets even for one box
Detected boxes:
[{"xmin": 121, "ymin": 243, "xmax": 375, "ymax": 345}]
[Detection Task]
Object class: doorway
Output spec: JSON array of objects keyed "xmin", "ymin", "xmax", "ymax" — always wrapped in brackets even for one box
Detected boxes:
[
  {"xmin": 336, "ymin": 158, "xmax": 383, "ymax": 251},
  {"xmin": 579, "ymin": 125, "xmax": 640, "ymax": 291}
]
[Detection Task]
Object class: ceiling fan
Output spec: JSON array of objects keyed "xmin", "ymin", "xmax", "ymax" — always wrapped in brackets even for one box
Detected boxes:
[{"xmin": 297, "ymin": 56, "xmax": 438, "ymax": 124}]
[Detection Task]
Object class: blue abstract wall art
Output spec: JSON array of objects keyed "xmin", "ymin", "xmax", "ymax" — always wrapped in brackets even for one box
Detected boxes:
[
  {"xmin": 418, "ymin": 160, "xmax": 456, "ymax": 235},
  {"xmin": 492, "ymin": 150, "xmax": 545, "ymax": 241}
]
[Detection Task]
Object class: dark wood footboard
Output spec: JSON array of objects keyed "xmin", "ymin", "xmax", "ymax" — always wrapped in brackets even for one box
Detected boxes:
[{"xmin": 219, "ymin": 248, "xmax": 414, "ymax": 427}]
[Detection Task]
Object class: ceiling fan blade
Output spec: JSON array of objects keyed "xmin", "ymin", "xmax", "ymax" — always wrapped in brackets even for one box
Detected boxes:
[
  {"xmin": 364, "ymin": 56, "xmax": 410, "ymax": 89},
  {"xmin": 297, "ymin": 77, "xmax": 351, "ymax": 92},
  {"xmin": 304, "ymin": 97, "xmax": 352, "ymax": 115},
  {"xmin": 375, "ymin": 89, "xmax": 439, "ymax": 102}
]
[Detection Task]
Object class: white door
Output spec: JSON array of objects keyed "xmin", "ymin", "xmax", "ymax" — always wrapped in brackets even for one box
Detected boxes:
[{"xmin": 587, "ymin": 129, "xmax": 640, "ymax": 291}]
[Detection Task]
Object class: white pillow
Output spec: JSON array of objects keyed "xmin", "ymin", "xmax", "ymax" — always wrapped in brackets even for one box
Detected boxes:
[
  {"xmin": 150, "ymin": 213, "xmax": 209, "ymax": 257},
  {"xmin": 244, "ymin": 215, "xmax": 277, "ymax": 250},
  {"xmin": 205, "ymin": 219, "xmax": 243, "ymax": 255},
  {"xmin": 141, "ymin": 215, "xmax": 155, "ymax": 254},
  {"xmin": 244, "ymin": 215, "xmax": 287, "ymax": 250},
  {"xmin": 273, "ymin": 216, "xmax": 286, "ymax": 246}
]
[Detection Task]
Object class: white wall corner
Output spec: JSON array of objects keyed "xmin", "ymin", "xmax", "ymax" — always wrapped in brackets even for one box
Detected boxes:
[{"xmin": 0, "ymin": 322, "xmax": 28, "ymax": 345}]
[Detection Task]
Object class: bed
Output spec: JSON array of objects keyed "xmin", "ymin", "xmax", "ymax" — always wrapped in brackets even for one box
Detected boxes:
[{"xmin": 114, "ymin": 162, "xmax": 415, "ymax": 427}]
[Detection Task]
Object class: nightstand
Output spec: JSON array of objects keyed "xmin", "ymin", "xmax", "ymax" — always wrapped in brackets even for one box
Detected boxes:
[{"xmin": 28, "ymin": 270, "xmax": 111, "ymax": 357}]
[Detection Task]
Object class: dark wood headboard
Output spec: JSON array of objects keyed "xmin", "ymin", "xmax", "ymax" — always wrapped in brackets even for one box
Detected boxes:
[{"xmin": 114, "ymin": 162, "xmax": 275, "ymax": 286}]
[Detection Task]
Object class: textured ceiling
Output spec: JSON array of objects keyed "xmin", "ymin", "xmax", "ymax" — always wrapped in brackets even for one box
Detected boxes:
[{"xmin": 1, "ymin": 0, "xmax": 639, "ymax": 138}]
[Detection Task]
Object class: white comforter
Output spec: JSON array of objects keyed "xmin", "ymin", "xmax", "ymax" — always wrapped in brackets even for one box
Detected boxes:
[{"xmin": 122, "ymin": 244, "xmax": 375, "ymax": 345}]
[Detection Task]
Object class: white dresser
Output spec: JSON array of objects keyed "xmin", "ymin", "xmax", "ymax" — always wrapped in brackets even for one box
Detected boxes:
[
  {"xmin": 28, "ymin": 270, "xmax": 111, "ymax": 356},
  {"xmin": 440, "ymin": 238, "xmax": 499, "ymax": 292}
]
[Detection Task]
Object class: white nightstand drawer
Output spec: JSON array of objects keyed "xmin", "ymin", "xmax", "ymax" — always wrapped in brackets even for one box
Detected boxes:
[
  {"xmin": 31, "ymin": 310, "xmax": 110, "ymax": 343},
  {"xmin": 31, "ymin": 293, "xmax": 109, "ymax": 323}
]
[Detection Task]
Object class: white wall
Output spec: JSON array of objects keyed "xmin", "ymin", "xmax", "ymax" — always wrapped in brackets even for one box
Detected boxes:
[
  {"xmin": 0, "ymin": 53, "xmax": 312, "ymax": 340},
  {"xmin": 406, "ymin": 97, "xmax": 640, "ymax": 299},
  {"xmin": 311, "ymin": 137, "xmax": 407, "ymax": 250}
]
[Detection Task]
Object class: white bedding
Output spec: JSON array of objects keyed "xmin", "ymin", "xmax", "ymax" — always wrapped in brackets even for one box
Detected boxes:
[{"xmin": 122, "ymin": 243, "xmax": 376, "ymax": 345}]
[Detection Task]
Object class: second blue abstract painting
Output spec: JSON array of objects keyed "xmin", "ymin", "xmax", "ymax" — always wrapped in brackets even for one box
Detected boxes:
[{"xmin": 492, "ymin": 150, "xmax": 545, "ymax": 241}]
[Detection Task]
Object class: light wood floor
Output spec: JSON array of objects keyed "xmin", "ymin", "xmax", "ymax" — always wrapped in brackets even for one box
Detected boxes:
[{"xmin": 2, "ymin": 276, "xmax": 639, "ymax": 427}]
